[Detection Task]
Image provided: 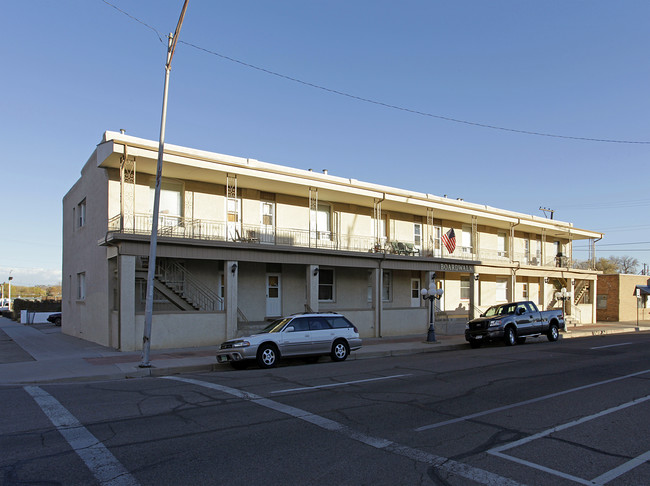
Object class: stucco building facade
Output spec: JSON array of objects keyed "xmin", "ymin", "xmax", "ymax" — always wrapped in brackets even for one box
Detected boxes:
[{"xmin": 62, "ymin": 131, "xmax": 603, "ymax": 351}]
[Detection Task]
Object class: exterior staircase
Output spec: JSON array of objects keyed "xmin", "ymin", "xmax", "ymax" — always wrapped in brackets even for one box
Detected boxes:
[{"xmin": 138, "ymin": 258, "xmax": 223, "ymax": 311}]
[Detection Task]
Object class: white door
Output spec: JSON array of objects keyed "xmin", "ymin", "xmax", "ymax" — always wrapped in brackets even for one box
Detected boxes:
[
  {"xmin": 410, "ymin": 279, "xmax": 421, "ymax": 307},
  {"xmin": 226, "ymin": 198, "xmax": 241, "ymax": 241},
  {"xmin": 266, "ymin": 274, "xmax": 282, "ymax": 317},
  {"xmin": 260, "ymin": 200, "xmax": 275, "ymax": 244}
]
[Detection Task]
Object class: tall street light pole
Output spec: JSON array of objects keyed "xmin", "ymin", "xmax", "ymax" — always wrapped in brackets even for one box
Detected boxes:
[{"xmin": 141, "ymin": 0, "xmax": 189, "ymax": 368}]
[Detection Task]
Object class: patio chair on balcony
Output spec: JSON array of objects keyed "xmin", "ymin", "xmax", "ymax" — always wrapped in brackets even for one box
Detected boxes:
[
  {"xmin": 397, "ymin": 242, "xmax": 408, "ymax": 255},
  {"xmin": 390, "ymin": 241, "xmax": 401, "ymax": 254},
  {"xmin": 405, "ymin": 242, "xmax": 420, "ymax": 256}
]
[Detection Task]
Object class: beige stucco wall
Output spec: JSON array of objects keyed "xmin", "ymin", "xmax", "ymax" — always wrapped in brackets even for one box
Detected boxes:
[
  {"xmin": 62, "ymin": 152, "xmax": 112, "ymax": 346},
  {"xmin": 128, "ymin": 312, "xmax": 226, "ymax": 350}
]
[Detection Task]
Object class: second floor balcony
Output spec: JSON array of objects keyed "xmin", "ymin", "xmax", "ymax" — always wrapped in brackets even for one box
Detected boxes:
[{"xmin": 107, "ymin": 213, "xmax": 589, "ymax": 269}]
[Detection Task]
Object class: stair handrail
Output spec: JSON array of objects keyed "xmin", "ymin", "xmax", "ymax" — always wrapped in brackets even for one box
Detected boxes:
[{"xmin": 156, "ymin": 260, "xmax": 223, "ymax": 311}]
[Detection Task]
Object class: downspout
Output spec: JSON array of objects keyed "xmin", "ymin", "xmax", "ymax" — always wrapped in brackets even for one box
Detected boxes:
[
  {"xmin": 510, "ymin": 218, "xmax": 522, "ymax": 300},
  {"xmin": 377, "ymin": 252, "xmax": 386, "ymax": 338}
]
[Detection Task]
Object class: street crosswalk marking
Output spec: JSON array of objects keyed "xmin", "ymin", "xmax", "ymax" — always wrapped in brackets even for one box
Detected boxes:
[{"xmin": 24, "ymin": 386, "xmax": 139, "ymax": 486}]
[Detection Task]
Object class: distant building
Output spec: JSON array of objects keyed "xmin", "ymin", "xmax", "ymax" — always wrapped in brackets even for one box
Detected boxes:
[
  {"xmin": 62, "ymin": 131, "xmax": 603, "ymax": 351},
  {"xmin": 597, "ymin": 274, "xmax": 650, "ymax": 322}
]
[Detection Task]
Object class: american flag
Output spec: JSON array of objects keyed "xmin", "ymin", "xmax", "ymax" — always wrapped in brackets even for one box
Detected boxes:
[{"xmin": 442, "ymin": 228, "xmax": 456, "ymax": 254}]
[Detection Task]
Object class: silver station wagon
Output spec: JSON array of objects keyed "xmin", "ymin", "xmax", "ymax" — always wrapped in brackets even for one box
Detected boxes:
[{"xmin": 216, "ymin": 313, "xmax": 362, "ymax": 369}]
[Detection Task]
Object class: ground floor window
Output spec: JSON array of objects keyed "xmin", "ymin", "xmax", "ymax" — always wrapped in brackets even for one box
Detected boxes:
[
  {"xmin": 460, "ymin": 276, "xmax": 470, "ymax": 300},
  {"xmin": 496, "ymin": 278, "xmax": 508, "ymax": 302},
  {"xmin": 319, "ymin": 268, "xmax": 334, "ymax": 301},
  {"xmin": 382, "ymin": 270, "xmax": 392, "ymax": 302},
  {"xmin": 77, "ymin": 272, "xmax": 86, "ymax": 300}
]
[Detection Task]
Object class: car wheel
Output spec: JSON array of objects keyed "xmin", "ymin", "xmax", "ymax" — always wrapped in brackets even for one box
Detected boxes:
[
  {"xmin": 547, "ymin": 323, "xmax": 559, "ymax": 342},
  {"xmin": 230, "ymin": 360, "xmax": 250, "ymax": 370},
  {"xmin": 504, "ymin": 327, "xmax": 517, "ymax": 346},
  {"xmin": 516, "ymin": 337, "xmax": 526, "ymax": 345},
  {"xmin": 54, "ymin": 317, "xmax": 61, "ymax": 326},
  {"xmin": 331, "ymin": 340, "xmax": 349, "ymax": 361},
  {"xmin": 257, "ymin": 343, "xmax": 278, "ymax": 368},
  {"xmin": 469, "ymin": 339, "xmax": 482, "ymax": 349}
]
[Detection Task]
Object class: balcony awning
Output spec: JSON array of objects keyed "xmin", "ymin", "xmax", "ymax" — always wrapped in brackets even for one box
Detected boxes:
[{"xmin": 635, "ymin": 285, "xmax": 650, "ymax": 296}]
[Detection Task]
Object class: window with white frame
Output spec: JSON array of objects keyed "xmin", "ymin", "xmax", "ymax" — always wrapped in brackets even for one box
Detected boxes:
[
  {"xmin": 382, "ymin": 270, "xmax": 392, "ymax": 302},
  {"xmin": 311, "ymin": 203, "xmax": 331, "ymax": 240},
  {"xmin": 496, "ymin": 278, "xmax": 508, "ymax": 302},
  {"xmin": 461, "ymin": 225, "xmax": 472, "ymax": 254},
  {"xmin": 77, "ymin": 199, "xmax": 86, "ymax": 229},
  {"xmin": 460, "ymin": 276, "xmax": 470, "ymax": 300},
  {"xmin": 318, "ymin": 268, "xmax": 334, "ymax": 301},
  {"xmin": 497, "ymin": 232, "xmax": 507, "ymax": 258},
  {"xmin": 77, "ymin": 272, "xmax": 86, "ymax": 300},
  {"xmin": 522, "ymin": 282, "xmax": 529, "ymax": 300},
  {"xmin": 150, "ymin": 179, "xmax": 183, "ymax": 226},
  {"xmin": 434, "ymin": 226, "xmax": 442, "ymax": 256},
  {"xmin": 414, "ymin": 223, "xmax": 421, "ymax": 247}
]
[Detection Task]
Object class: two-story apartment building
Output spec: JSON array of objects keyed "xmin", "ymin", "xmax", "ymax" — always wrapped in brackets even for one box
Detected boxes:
[{"xmin": 62, "ymin": 131, "xmax": 602, "ymax": 351}]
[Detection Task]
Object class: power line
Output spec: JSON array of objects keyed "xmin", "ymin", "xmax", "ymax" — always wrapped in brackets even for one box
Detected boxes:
[{"xmin": 100, "ymin": 0, "xmax": 650, "ymax": 145}]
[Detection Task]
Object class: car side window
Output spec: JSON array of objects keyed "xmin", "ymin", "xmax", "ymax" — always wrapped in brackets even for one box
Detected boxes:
[
  {"xmin": 328, "ymin": 317, "xmax": 352, "ymax": 329},
  {"xmin": 290, "ymin": 318, "xmax": 309, "ymax": 332},
  {"xmin": 523, "ymin": 302, "xmax": 534, "ymax": 313},
  {"xmin": 309, "ymin": 319, "xmax": 331, "ymax": 331}
]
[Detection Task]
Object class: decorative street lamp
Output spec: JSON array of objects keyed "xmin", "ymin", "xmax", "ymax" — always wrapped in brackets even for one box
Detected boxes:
[
  {"xmin": 421, "ymin": 278, "xmax": 444, "ymax": 342},
  {"xmin": 555, "ymin": 287, "xmax": 572, "ymax": 331}
]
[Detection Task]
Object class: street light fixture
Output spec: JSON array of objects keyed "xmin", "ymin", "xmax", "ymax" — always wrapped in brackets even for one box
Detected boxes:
[{"xmin": 421, "ymin": 282, "xmax": 444, "ymax": 342}]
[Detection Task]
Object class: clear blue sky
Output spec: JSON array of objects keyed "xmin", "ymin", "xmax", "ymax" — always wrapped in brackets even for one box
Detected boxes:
[{"xmin": 2, "ymin": 1, "xmax": 649, "ymax": 286}]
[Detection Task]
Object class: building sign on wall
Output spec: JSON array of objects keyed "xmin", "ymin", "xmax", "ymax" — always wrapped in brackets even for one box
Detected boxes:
[
  {"xmin": 597, "ymin": 294, "xmax": 608, "ymax": 309},
  {"xmin": 439, "ymin": 263, "xmax": 473, "ymax": 273}
]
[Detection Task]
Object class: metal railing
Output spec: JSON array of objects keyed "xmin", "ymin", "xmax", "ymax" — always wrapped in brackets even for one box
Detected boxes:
[
  {"xmin": 108, "ymin": 213, "xmax": 595, "ymax": 269},
  {"xmin": 156, "ymin": 260, "xmax": 223, "ymax": 311}
]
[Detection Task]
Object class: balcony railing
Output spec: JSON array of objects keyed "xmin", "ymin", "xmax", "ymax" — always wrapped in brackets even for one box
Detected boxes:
[{"xmin": 107, "ymin": 214, "xmax": 593, "ymax": 268}]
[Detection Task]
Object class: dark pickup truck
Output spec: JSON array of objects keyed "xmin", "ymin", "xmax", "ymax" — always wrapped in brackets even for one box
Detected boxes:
[{"xmin": 465, "ymin": 301, "xmax": 563, "ymax": 348}]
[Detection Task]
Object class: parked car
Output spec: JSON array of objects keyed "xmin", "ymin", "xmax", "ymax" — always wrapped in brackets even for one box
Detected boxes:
[
  {"xmin": 216, "ymin": 313, "xmax": 362, "ymax": 369},
  {"xmin": 465, "ymin": 301, "xmax": 563, "ymax": 348},
  {"xmin": 47, "ymin": 312, "xmax": 62, "ymax": 326}
]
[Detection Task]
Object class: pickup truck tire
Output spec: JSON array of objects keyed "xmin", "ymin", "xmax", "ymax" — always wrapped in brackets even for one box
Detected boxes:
[
  {"xmin": 547, "ymin": 322, "xmax": 559, "ymax": 342},
  {"xmin": 257, "ymin": 343, "xmax": 279, "ymax": 368},
  {"xmin": 504, "ymin": 326, "xmax": 517, "ymax": 346}
]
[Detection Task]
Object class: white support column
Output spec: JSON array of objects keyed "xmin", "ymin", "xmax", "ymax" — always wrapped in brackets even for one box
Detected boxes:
[
  {"xmin": 540, "ymin": 277, "xmax": 547, "ymax": 310},
  {"xmin": 307, "ymin": 265, "xmax": 319, "ymax": 312},
  {"xmin": 225, "ymin": 261, "xmax": 238, "ymax": 340},
  {"xmin": 119, "ymin": 255, "xmax": 136, "ymax": 351},
  {"xmin": 372, "ymin": 268, "xmax": 381, "ymax": 337},
  {"xmin": 470, "ymin": 273, "xmax": 479, "ymax": 319}
]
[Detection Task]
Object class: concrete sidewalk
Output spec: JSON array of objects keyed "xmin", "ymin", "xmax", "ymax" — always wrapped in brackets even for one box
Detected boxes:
[{"xmin": 1, "ymin": 316, "xmax": 648, "ymax": 385}]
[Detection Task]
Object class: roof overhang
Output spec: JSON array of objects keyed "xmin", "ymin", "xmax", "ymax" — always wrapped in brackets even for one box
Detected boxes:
[{"xmin": 96, "ymin": 131, "xmax": 603, "ymax": 241}]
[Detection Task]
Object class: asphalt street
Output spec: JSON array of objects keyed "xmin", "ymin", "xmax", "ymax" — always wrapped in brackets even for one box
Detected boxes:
[{"xmin": 2, "ymin": 331, "xmax": 650, "ymax": 485}]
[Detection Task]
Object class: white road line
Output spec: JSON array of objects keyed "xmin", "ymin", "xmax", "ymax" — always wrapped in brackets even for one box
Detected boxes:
[
  {"xmin": 488, "ymin": 395, "xmax": 650, "ymax": 485},
  {"xmin": 24, "ymin": 386, "xmax": 139, "ymax": 486},
  {"xmin": 590, "ymin": 342, "xmax": 633, "ymax": 350},
  {"xmin": 270, "ymin": 373, "xmax": 412, "ymax": 394},
  {"xmin": 415, "ymin": 368, "xmax": 650, "ymax": 432},
  {"xmin": 163, "ymin": 376, "xmax": 528, "ymax": 486}
]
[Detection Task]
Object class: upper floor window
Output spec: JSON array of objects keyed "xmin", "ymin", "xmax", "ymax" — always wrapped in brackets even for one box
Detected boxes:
[
  {"xmin": 414, "ymin": 223, "xmax": 421, "ymax": 247},
  {"xmin": 497, "ymin": 232, "xmax": 507, "ymax": 258},
  {"xmin": 150, "ymin": 180, "xmax": 183, "ymax": 223},
  {"xmin": 311, "ymin": 203, "xmax": 331, "ymax": 240},
  {"xmin": 461, "ymin": 225, "xmax": 472, "ymax": 254},
  {"xmin": 77, "ymin": 199, "xmax": 86, "ymax": 229}
]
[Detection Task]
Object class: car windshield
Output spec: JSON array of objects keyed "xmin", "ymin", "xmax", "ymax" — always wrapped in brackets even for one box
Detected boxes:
[
  {"xmin": 260, "ymin": 318, "xmax": 292, "ymax": 333},
  {"xmin": 483, "ymin": 304, "xmax": 517, "ymax": 317}
]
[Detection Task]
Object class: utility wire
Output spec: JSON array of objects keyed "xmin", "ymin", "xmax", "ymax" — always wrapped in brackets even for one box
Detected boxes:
[{"xmin": 100, "ymin": 0, "xmax": 650, "ymax": 145}]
